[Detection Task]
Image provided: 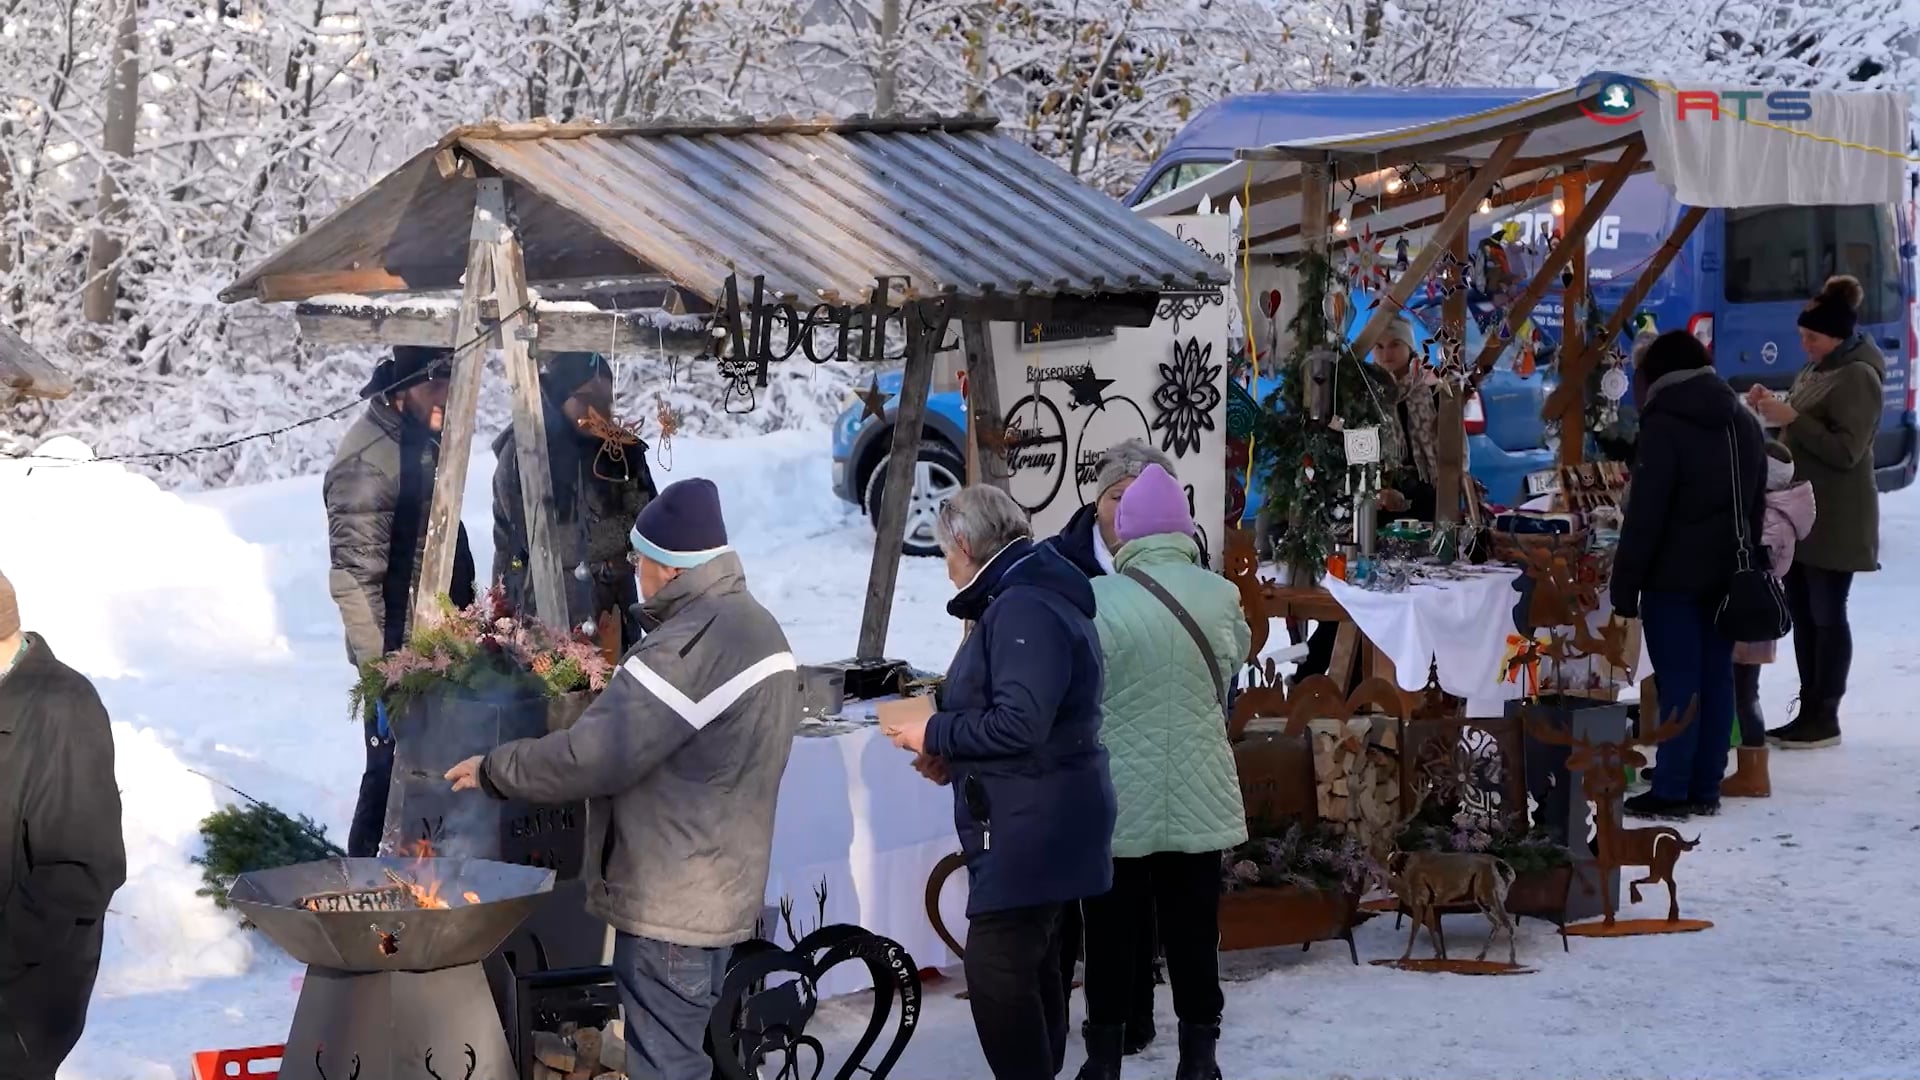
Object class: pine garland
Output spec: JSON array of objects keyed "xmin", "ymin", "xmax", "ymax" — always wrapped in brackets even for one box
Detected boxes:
[
  {"xmin": 194, "ymin": 801, "xmax": 345, "ymax": 911},
  {"xmin": 1253, "ymin": 252, "xmax": 1392, "ymax": 574}
]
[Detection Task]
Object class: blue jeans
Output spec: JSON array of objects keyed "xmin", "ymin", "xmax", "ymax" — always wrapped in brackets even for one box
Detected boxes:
[
  {"xmin": 1641, "ymin": 591, "xmax": 1736, "ymax": 802},
  {"xmin": 611, "ymin": 932, "xmax": 730, "ymax": 1080}
]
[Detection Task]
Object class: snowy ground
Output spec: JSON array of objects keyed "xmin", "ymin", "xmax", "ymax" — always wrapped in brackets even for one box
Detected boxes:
[{"xmin": 3, "ymin": 429, "xmax": 1918, "ymax": 1080}]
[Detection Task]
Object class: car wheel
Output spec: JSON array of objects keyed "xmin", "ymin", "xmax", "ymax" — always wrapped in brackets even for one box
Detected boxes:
[{"xmin": 864, "ymin": 440, "xmax": 966, "ymax": 558}]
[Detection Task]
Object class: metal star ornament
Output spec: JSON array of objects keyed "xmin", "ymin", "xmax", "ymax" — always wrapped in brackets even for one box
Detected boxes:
[
  {"xmin": 854, "ymin": 376, "xmax": 891, "ymax": 422},
  {"xmin": 1063, "ymin": 367, "xmax": 1115, "ymax": 410}
]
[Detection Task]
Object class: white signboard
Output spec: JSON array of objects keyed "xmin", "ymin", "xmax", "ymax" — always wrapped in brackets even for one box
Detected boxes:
[{"xmin": 991, "ymin": 216, "xmax": 1232, "ymax": 567}]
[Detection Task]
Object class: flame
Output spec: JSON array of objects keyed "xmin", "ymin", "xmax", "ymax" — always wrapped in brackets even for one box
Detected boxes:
[
  {"xmin": 462, "ymin": 891, "xmax": 482, "ymax": 905},
  {"xmin": 383, "ymin": 835, "xmax": 450, "ymax": 909}
]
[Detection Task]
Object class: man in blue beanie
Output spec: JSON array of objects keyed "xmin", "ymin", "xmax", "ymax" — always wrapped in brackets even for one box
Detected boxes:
[{"xmin": 446, "ymin": 478, "xmax": 799, "ymax": 1080}]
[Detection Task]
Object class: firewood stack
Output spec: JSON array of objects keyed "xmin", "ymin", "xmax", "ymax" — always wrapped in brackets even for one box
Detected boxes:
[
  {"xmin": 532, "ymin": 1020, "xmax": 626, "ymax": 1080},
  {"xmin": 1308, "ymin": 717, "xmax": 1401, "ymax": 852}
]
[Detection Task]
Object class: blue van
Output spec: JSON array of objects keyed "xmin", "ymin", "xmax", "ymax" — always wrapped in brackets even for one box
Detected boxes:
[{"xmin": 833, "ymin": 87, "xmax": 1918, "ymax": 554}]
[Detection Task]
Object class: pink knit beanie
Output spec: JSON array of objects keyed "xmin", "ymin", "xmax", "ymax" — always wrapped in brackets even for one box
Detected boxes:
[{"xmin": 1115, "ymin": 464, "xmax": 1195, "ymax": 544}]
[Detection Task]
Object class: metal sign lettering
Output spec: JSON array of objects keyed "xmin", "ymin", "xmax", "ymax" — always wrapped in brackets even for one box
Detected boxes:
[{"xmin": 713, "ymin": 274, "xmax": 931, "ymax": 380}]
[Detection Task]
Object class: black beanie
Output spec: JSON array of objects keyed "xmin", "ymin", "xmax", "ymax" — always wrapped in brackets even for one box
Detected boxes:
[
  {"xmin": 1637, "ymin": 329, "xmax": 1713, "ymax": 387},
  {"xmin": 629, "ymin": 478, "xmax": 731, "ymax": 568},
  {"xmin": 359, "ymin": 345, "xmax": 453, "ymax": 400},
  {"xmin": 540, "ymin": 351, "xmax": 608, "ymax": 399},
  {"xmin": 1796, "ymin": 275, "xmax": 1863, "ymax": 341}
]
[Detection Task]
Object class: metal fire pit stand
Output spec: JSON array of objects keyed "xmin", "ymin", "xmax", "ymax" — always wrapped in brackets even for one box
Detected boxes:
[{"xmin": 230, "ymin": 857, "xmax": 555, "ymax": 1080}]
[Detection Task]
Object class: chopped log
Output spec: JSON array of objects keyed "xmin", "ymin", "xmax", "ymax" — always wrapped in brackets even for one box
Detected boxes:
[
  {"xmin": 599, "ymin": 1022, "xmax": 625, "ymax": 1073},
  {"xmin": 534, "ymin": 1031, "xmax": 577, "ymax": 1073},
  {"xmin": 297, "ymin": 886, "xmax": 413, "ymax": 913}
]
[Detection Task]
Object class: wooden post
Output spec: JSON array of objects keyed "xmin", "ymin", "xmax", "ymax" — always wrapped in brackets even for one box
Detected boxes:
[
  {"xmin": 410, "ymin": 198, "xmax": 498, "ymax": 638},
  {"xmin": 858, "ymin": 301, "xmax": 946, "ymax": 658},
  {"xmin": 1469, "ymin": 145, "xmax": 1646, "ymax": 380},
  {"xmin": 1349, "ymin": 132, "xmax": 1528, "ymax": 359},
  {"xmin": 960, "ymin": 319, "xmax": 1007, "ymax": 492},
  {"xmin": 1436, "ymin": 196, "xmax": 1469, "ymax": 532},
  {"xmin": 1540, "ymin": 206, "xmax": 1707, "ymax": 422},
  {"xmin": 1557, "ymin": 177, "xmax": 1588, "ymax": 466},
  {"xmin": 482, "ymin": 178, "xmax": 571, "ymax": 628}
]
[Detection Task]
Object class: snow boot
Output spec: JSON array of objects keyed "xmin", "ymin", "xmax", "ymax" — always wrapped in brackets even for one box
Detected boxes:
[
  {"xmin": 1173, "ymin": 1022, "xmax": 1222, "ymax": 1080},
  {"xmin": 1123, "ymin": 1018, "xmax": 1155, "ymax": 1056},
  {"xmin": 1764, "ymin": 697, "xmax": 1803, "ymax": 742},
  {"xmin": 1622, "ymin": 791, "xmax": 1691, "ymax": 820},
  {"xmin": 1774, "ymin": 701, "xmax": 1841, "ymax": 750},
  {"xmin": 1075, "ymin": 1025, "xmax": 1124, "ymax": 1080},
  {"xmin": 1720, "ymin": 746, "xmax": 1771, "ymax": 797}
]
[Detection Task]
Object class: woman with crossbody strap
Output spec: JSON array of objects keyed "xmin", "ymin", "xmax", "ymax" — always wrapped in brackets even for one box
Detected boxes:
[{"xmin": 1077, "ymin": 465, "xmax": 1250, "ymax": 1080}]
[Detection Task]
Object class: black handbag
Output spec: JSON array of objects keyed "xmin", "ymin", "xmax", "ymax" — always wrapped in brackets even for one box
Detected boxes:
[{"xmin": 1714, "ymin": 424, "xmax": 1792, "ymax": 643}]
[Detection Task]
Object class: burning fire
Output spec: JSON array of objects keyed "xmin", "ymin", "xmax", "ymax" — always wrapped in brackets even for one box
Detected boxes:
[{"xmin": 385, "ymin": 836, "xmax": 483, "ymax": 908}]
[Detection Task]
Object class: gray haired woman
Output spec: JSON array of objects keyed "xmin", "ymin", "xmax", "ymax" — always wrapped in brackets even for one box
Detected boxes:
[{"xmin": 1048, "ymin": 439, "xmax": 1208, "ymax": 578}]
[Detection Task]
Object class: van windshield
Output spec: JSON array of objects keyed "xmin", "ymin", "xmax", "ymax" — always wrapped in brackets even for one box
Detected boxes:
[{"xmin": 1723, "ymin": 204, "xmax": 1901, "ymax": 323}]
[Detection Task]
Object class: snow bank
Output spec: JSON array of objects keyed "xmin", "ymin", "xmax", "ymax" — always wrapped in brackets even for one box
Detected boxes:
[
  {"xmin": 98, "ymin": 724, "xmax": 254, "ymax": 993},
  {"xmin": 0, "ymin": 437, "xmax": 287, "ymax": 676}
]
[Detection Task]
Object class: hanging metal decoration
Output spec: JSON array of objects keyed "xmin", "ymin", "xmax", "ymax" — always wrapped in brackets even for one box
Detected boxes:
[
  {"xmin": 654, "ymin": 394, "xmax": 681, "ymax": 471},
  {"xmin": 1428, "ymin": 250, "xmax": 1469, "ymax": 300},
  {"xmin": 1346, "ymin": 225, "xmax": 1390, "ymax": 293},
  {"xmin": 717, "ymin": 356, "xmax": 759, "ymax": 413},
  {"xmin": 1151, "ymin": 337, "xmax": 1224, "ymax": 458}
]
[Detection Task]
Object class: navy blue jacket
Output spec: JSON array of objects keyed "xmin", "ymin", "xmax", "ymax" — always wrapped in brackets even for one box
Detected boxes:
[
  {"xmin": 925, "ymin": 537, "xmax": 1116, "ymax": 916},
  {"xmin": 1046, "ymin": 501, "xmax": 1211, "ymax": 580}
]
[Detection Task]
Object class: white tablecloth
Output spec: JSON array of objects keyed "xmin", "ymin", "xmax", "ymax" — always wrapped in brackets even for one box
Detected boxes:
[
  {"xmin": 1322, "ymin": 569, "xmax": 1526, "ymax": 717},
  {"xmin": 765, "ymin": 724, "xmax": 967, "ymax": 997}
]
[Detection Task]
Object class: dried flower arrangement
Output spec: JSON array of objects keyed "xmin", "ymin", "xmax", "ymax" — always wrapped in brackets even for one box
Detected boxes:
[
  {"xmin": 1394, "ymin": 806, "xmax": 1571, "ymax": 877},
  {"xmin": 1223, "ymin": 818, "xmax": 1381, "ymax": 894},
  {"xmin": 349, "ymin": 584, "xmax": 613, "ymax": 722}
]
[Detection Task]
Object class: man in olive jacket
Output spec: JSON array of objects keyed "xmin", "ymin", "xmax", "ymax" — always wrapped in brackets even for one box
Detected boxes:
[
  {"xmin": 324, "ymin": 346, "xmax": 476, "ymax": 857},
  {"xmin": 447, "ymin": 479, "xmax": 798, "ymax": 1080},
  {"xmin": 0, "ymin": 570, "xmax": 127, "ymax": 1080}
]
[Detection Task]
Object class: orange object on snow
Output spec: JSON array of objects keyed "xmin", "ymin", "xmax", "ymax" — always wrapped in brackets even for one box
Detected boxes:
[{"xmin": 192, "ymin": 1045, "xmax": 283, "ymax": 1080}]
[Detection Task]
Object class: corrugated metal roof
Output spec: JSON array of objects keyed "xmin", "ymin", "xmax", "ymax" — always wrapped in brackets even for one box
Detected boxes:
[{"xmin": 222, "ymin": 116, "xmax": 1223, "ymax": 308}]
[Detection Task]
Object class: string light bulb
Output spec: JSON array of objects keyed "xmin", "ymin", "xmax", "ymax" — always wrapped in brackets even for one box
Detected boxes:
[
  {"xmin": 1384, "ymin": 176, "xmax": 1404, "ymax": 194},
  {"xmin": 1477, "ymin": 197, "xmax": 1493, "ymax": 215},
  {"xmin": 1551, "ymin": 197, "xmax": 1566, "ymax": 216},
  {"xmin": 1334, "ymin": 217, "xmax": 1350, "ymax": 235}
]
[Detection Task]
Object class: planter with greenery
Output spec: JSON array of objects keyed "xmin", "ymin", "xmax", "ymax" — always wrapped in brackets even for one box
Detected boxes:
[
  {"xmin": 1392, "ymin": 808, "xmax": 1576, "ymax": 944},
  {"xmin": 1218, "ymin": 819, "xmax": 1377, "ymax": 960}
]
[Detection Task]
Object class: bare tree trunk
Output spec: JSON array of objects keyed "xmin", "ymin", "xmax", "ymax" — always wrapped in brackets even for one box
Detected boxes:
[
  {"xmin": 83, "ymin": 0, "xmax": 141, "ymax": 332},
  {"xmin": 873, "ymin": 0, "xmax": 899, "ymax": 114},
  {"xmin": 966, "ymin": 2, "xmax": 991, "ymax": 112},
  {"xmin": 1068, "ymin": 15, "xmax": 1130, "ymax": 178}
]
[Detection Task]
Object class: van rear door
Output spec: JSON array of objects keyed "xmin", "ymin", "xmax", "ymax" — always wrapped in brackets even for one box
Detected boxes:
[{"xmin": 1712, "ymin": 203, "xmax": 1909, "ymax": 471}]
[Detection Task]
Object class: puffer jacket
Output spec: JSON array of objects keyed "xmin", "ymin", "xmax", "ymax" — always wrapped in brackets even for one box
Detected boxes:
[
  {"xmin": 0, "ymin": 636, "xmax": 126, "ymax": 1079},
  {"xmin": 1782, "ymin": 333, "xmax": 1885, "ymax": 572},
  {"xmin": 1732, "ymin": 481, "xmax": 1816, "ymax": 665},
  {"xmin": 323, "ymin": 402, "xmax": 476, "ymax": 664},
  {"xmin": 925, "ymin": 537, "xmax": 1116, "ymax": 917},
  {"xmin": 479, "ymin": 552, "xmax": 798, "ymax": 948},
  {"xmin": 1091, "ymin": 533, "xmax": 1250, "ymax": 859},
  {"xmin": 491, "ymin": 424, "xmax": 655, "ymax": 647}
]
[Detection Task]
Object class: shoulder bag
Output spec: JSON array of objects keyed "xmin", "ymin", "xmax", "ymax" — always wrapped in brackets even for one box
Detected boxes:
[
  {"xmin": 1714, "ymin": 424, "xmax": 1792, "ymax": 643},
  {"xmin": 1121, "ymin": 567, "xmax": 1229, "ymax": 717}
]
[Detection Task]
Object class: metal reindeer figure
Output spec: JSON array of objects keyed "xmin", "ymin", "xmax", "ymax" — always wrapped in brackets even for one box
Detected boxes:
[{"xmin": 1528, "ymin": 697, "xmax": 1702, "ymax": 926}]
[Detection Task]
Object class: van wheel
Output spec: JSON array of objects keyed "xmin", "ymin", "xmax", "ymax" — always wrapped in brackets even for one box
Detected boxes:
[{"xmin": 864, "ymin": 440, "xmax": 966, "ymax": 557}]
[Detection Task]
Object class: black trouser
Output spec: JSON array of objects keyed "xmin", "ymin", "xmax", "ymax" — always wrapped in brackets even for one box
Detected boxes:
[
  {"xmin": 1785, "ymin": 564, "xmax": 1855, "ymax": 709},
  {"xmin": 1057, "ymin": 901, "xmax": 1155, "ymax": 1031},
  {"xmin": 1733, "ymin": 662, "xmax": 1766, "ymax": 747},
  {"xmin": 1080, "ymin": 853, "xmax": 1223, "ymax": 1029},
  {"xmin": 1296, "ymin": 622, "xmax": 1339, "ymax": 684},
  {"xmin": 966, "ymin": 904, "xmax": 1067, "ymax": 1080},
  {"xmin": 347, "ymin": 708, "xmax": 394, "ymax": 858}
]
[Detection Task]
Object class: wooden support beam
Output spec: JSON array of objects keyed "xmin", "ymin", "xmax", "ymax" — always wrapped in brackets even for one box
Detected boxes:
[
  {"xmin": 410, "ymin": 201, "xmax": 496, "ymax": 639},
  {"xmin": 1469, "ymin": 143, "xmax": 1646, "ymax": 381},
  {"xmin": 1557, "ymin": 177, "xmax": 1588, "ymax": 467},
  {"xmin": 960, "ymin": 319, "xmax": 1008, "ymax": 492},
  {"xmin": 258, "ymin": 268, "xmax": 421, "ymax": 302},
  {"xmin": 1351, "ymin": 131, "xmax": 1528, "ymax": 360},
  {"xmin": 1540, "ymin": 206, "xmax": 1707, "ymax": 421},
  {"xmin": 858, "ymin": 301, "xmax": 947, "ymax": 659},
  {"xmin": 482, "ymin": 178, "xmax": 572, "ymax": 628},
  {"xmin": 293, "ymin": 302, "xmax": 711, "ymax": 355}
]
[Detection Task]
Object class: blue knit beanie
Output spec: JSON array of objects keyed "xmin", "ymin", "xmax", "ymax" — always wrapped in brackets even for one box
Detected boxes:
[{"xmin": 630, "ymin": 478, "xmax": 732, "ymax": 568}]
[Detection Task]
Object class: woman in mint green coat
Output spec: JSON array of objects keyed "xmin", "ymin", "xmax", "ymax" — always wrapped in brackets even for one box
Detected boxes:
[{"xmin": 1075, "ymin": 464, "xmax": 1249, "ymax": 1080}]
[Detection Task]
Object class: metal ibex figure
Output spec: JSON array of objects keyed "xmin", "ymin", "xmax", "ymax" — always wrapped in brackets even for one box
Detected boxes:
[{"xmin": 1528, "ymin": 696, "xmax": 1702, "ymax": 926}]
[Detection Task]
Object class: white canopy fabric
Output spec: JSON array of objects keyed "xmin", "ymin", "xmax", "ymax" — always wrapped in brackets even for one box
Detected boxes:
[{"xmin": 1138, "ymin": 73, "xmax": 1912, "ymax": 256}]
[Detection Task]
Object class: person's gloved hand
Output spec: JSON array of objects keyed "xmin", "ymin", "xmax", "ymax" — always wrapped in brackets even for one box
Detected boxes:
[{"xmin": 375, "ymin": 700, "xmax": 391, "ymax": 740}]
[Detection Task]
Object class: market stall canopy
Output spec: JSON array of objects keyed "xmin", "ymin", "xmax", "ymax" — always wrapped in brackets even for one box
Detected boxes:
[
  {"xmin": 0, "ymin": 321, "xmax": 71, "ymax": 401},
  {"xmin": 1139, "ymin": 74, "xmax": 1912, "ymax": 256},
  {"xmin": 220, "ymin": 115, "xmax": 1224, "ymax": 321}
]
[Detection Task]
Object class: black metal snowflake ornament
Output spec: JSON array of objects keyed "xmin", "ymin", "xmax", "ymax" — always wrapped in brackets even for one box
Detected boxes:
[
  {"xmin": 1432, "ymin": 328, "xmax": 1466, "ymax": 378},
  {"xmin": 1429, "ymin": 250, "xmax": 1469, "ymax": 299},
  {"xmin": 1151, "ymin": 337, "xmax": 1223, "ymax": 458}
]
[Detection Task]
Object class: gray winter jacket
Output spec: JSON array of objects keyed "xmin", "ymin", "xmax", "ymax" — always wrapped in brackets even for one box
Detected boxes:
[{"xmin": 479, "ymin": 552, "xmax": 799, "ymax": 947}]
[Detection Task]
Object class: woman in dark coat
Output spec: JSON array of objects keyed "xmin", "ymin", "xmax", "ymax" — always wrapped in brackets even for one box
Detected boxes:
[
  {"xmin": 1611, "ymin": 331, "xmax": 1766, "ymax": 819},
  {"xmin": 0, "ymin": 572, "xmax": 127, "ymax": 1080},
  {"xmin": 492, "ymin": 352, "xmax": 657, "ymax": 652},
  {"xmin": 884, "ymin": 485, "xmax": 1116, "ymax": 1080},
  {"xmin": 1746, "ymin": 275, "xmax": 1884, "ymax": 749}
]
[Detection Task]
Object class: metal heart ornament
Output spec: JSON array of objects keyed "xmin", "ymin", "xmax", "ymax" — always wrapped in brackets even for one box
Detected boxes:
[{"xmin": 709, "ymin": 925, "xmax": 921, "ymax": 1080}]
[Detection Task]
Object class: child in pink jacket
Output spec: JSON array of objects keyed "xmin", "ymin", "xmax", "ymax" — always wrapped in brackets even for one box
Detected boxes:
[{"xmin": 1727, "ymin": 441, "xmax": 1815, "ymax": 796}]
